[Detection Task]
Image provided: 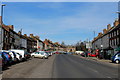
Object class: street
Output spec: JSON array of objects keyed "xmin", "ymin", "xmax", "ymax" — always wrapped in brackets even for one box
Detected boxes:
[{"xmin": 2, "ymin": 54, "xmax": 119, "ymax": 79}]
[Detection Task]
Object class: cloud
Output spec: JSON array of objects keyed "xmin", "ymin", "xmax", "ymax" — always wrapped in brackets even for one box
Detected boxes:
[{"xmin": 2, "ymin": 0, "xmax": 119, "ymax": 2}]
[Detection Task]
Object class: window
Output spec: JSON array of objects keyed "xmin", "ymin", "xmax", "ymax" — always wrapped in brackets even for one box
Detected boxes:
[
  {"xmin": 117, "ymin": 30, "xmax": 119, "ymax": 35},
  {"xmin": 35, "ymin": 52, "xmax": 39, "ymax": 54},
  {"xmin": 114, "ymin": 39, "xmax": 116, "ymax": 45},
  {"xmin": 111, "ymin": 32, "xmax": 113, "ymax": 37},
  {"xmin": 118, "ymin": 54, "xmax": 120, "ymax": 57},
  {"xmin": 114, "ymin": 31, "xmax": 116, "ymax": 36},
  {"xmin": 117, "ymin": 38, "xmax": 119, "ymax": 44}
]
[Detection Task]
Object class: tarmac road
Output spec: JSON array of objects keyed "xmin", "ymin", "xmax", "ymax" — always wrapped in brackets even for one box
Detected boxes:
[
  {"xmin": 2, "ymin": 54, "xmax": 119, "ymax": 79},
  {"xmin": 52, "ymin": 54, "xmax": 119, "ymax": 78}
]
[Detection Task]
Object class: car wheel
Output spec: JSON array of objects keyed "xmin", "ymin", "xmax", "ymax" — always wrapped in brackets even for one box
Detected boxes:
[
  {"xmin": 32, "ymin": 56, "xmax": 35, "ymax": 58},
  {"xmin": 115, "ymin": 60, "xmax": 119, "ymax": 64},
  {"xmin": 42, "ymin": 57, "xmax": 45, "ymax": 59},
  {"xmin": 45, "ymin": 57, "xmax": 48, "ymax": 59}
]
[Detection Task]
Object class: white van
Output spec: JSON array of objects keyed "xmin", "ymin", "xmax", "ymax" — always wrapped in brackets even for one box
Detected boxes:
[
  {"xmin": 10, "ymin": 49, "xmax": 27, "ymax": 60},
  {"xmin": 75, "ymin": 51, "xmax": 84, "ymax": 55}
]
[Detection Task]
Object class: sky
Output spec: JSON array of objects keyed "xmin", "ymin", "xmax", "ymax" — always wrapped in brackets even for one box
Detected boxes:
[
  {"xmin": 1, "ymin": 0, "xmax": 120, "ymax": 2},
  {"xmin": 0, "ymin": 2, "xmax": 119, "ymax": 45}
]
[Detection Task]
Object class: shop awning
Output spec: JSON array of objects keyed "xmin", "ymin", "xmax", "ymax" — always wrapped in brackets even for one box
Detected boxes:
[{"xmin": 115, "ymin": 46, "xmax": 120, "ymax": 51}]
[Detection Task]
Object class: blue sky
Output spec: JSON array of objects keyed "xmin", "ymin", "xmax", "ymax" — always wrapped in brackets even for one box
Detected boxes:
[{"xmin": 0, "ymin": 2, "xmax": 118, "ymax": 45}]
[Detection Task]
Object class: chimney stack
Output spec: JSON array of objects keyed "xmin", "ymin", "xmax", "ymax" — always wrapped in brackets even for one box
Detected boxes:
[
  {"xmin": 107, "ymin": 24, "xmax": 111, "ymax": 30},
  {"xmin": 8, "ymin": 25, "xmax": 14, "ymax": 30},
  {"xmin": 98, "ymin": 32, "xmax": 102, "ymax": 37},
  {"xmin": 35, "ymin": 36, "xmax": 40, "ymax": 39},
  {"xmin": 103, "ymin": 29, "xmax": 107, "ymax": 34},
  {"xmin": 113, "ymin": 19, "xmax": 119, "ymax": 27},
  {"xmin": 24, "ymin": 34, "xmax": 27, "ymax": 37},
  {"xmin": 18, "ymin": 31, "xmax": 21, "ymax": 35},
  {"xmin": 30, "ymin": 34, "xmax": 34, "ymax": 37}
]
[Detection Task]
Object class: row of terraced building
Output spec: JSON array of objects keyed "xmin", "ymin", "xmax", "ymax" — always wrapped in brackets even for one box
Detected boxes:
[{"xmin": 0, "ymin": 16, "xmax": 70, "ymax": 53}]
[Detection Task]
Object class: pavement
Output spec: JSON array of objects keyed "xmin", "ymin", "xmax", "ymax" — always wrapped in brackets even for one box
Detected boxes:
[
  {"xmin": 76, "ymin": 55, "xmax": 118, "ymax": 65},
  {"xmin": 1, "ymin": 54, "xmax": 119, "ymax": 79}
]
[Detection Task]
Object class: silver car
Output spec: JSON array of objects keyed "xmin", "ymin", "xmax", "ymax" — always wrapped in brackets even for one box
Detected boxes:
[{"xmin": 31, "ymin": 51, "xmax": 48, "ymax": 59}]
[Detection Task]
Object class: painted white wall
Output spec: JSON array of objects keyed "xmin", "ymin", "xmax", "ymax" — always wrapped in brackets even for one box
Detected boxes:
[
  {"xmin": 37, "ymin": 40, "xmax": 44, "ymax": 50},
  {"xmin": 0, "ymin": 26, "xmax": 3, "ymax": 50}
]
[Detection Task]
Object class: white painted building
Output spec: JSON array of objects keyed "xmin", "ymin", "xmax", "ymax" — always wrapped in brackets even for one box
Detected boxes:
[
  {"xmin": 37, "ymin": 40, "xmax": 44, "ymax": 51},
  {"xmin": 0, "ymin": 26, "xmax": 3, "ymax": 50}
]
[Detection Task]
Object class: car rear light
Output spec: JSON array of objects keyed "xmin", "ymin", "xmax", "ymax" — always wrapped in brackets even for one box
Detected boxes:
[{"xmin": 7, "ymin": 54, "xmax": 11, "ymax": 58}]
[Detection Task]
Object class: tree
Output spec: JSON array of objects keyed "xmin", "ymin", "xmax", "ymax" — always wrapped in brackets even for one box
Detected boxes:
[
  {"xmin": 75, "ymin": 41, "xmax": 87, "ymax": 51},
  {"xmin": 61, "ymin": 41, "xmax": 65, "ymax": 46}
]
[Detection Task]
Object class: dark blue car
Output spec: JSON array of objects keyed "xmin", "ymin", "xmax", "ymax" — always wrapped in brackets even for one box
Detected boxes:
[
  {"xmin": 0, "ymin": 52, "xmax": 7, "ymax": 66},
  {"xmin": 0, "ymin": 52, "xmax": 12, "ymax": 65}
]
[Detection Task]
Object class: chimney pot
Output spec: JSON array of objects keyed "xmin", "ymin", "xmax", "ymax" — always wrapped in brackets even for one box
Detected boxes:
[
  {"xmin": 18, "ymin": 31, "xmax": 21, "ymax": 35},
  {"xmin": 30, "ymin": 34, "xmax": 33, "ymax": 36},
  {"xmin": 103, "ymin": 29, "xmax": 107, "ymax": 34},
  {"xmin": 113, "ymin": 19, "xmax": 119, "ymax": 27},
  {"xmin": 107, "ymin": 24, "xmax": 111, "ymax": 30},
  {"xmin": 8, "ymin": 25, "xmax": 14, "ymax": 30},
  {"xmin": 24, "ymin": 34, "xmax": 27, "ymax": 37}
]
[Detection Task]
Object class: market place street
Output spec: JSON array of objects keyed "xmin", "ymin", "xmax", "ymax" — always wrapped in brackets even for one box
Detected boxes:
[{"xmin": 2, "ymin": 54, "xmax": 119, "ymax": 78}]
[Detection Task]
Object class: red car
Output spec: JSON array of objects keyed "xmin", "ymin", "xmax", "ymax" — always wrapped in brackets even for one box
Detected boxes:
[
  {"xmin": 56, "ymin": 52, "xmax": 59, "ymax": 54},
  {"xmin": 88, "ymin": 53, "xmax": 96, "ymax": 57}
]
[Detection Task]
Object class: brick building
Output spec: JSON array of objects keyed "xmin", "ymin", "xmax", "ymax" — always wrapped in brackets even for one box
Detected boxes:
[{"xmin": 92, "ymin": 19, "xmax": 119, "ymax": 59}]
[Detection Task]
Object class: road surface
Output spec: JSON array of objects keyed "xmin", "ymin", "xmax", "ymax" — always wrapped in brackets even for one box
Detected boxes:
[{"xmin": 2, "ymin": 54, "xmax": 119, "ymax": 79}]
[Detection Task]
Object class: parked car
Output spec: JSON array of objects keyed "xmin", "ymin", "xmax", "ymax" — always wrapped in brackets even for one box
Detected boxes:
[
  {"xmin": 24, "ymin": 52, "xmax": 31, "ymax": 59},
  {"xmin": 88, "ymin": 53, "xmax": 96, "ymax": 57},
  {"xmin": 55, "ymin": 51, "xmax": 60, "ymax": 54},
  {"xmin": 0, "ymin": 52, "xmax": 7, "ymax": 67},
  {"xmin": 0, "ymin": 52, "xmax": 12, "ymax": 65},
  {"xmin": 31, "ymin": 51, "xmax": 49, "ymax": 59},
  {"xmin": 45, "ymin": 51, "xmax": 52, "ymax": 56},
  {"xmin": 81, "ymin": 53, "xmax": 85, "ymax": 57},
  {"xmin": 0, "ymin": 55, "xmax": 2, "ymax": 68},
  {"xmin": 63, "ymin": 52, "xmax": 67, "ymax": 54},
  {"xmin": 75, "ymin": 51, "xmax": 84, "ymax": 55},
  {"xmin": 6, "ymin": 51, "xmax": 18, "ymax": 63},
  {"xmin": 10, "ymin": 49, "xmax": 28, "ymax": 61},
  {"xmin": 14, "ymin": 52, "xmax": 22, "ymax": 62},
  {"xmin": 111, "ymin": 52, "xmax": 120, "ymax": 64},
  {"xmin": 66, "ymin": 52, "xmax": 73, "ymax": 55},
  {"xmin": 49, "ymin": 51, "xmax": 53, "ymax": 56}
]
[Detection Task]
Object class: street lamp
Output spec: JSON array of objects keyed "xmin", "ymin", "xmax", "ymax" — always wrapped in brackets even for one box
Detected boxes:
[
  {"xmin": 1, "ymin": 4, "xmax": 6, "ymax": 24},
  {"xmin": 100, "ymin": 45, "xmax": 103, "ymax": 59},
  {"xmin": 0, "ymin": 4, "xmax": 5, "ymax": 50}
]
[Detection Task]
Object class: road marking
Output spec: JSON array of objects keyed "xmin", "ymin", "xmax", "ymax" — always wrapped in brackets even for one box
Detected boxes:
[
  {"xmin": 106, "ymin": 76, "xmax": 116, "ymax": 80},
  {"xmin": 88, "ymin": 67, "xmax": 99, "ymax": 73}
]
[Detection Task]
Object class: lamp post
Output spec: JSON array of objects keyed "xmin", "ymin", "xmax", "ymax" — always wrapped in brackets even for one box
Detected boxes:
[
  {"xmin": 101, "ymin": 45, "xmax": 103, "ymax": 59},
  {"xmin": 0, "ymin": 4, "xmax": 5, "ymax": 50}
]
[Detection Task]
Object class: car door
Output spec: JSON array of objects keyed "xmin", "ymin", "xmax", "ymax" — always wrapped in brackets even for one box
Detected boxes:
[
  {"xmin": 34, "ymin": 52, "xmax": 38, "ymax": 57},
  {"xmin": 117, "ymin": 53, "xmax": 120, "ymax": 60},
  {"xmin": 39, "ymin": 52, "xmax": 43, "ymax": 58}
]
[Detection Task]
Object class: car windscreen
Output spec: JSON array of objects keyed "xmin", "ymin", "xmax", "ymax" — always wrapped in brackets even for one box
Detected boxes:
[{"xmin": 40, "ymin": 52, "xmax": 44, "ymax": 55}]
